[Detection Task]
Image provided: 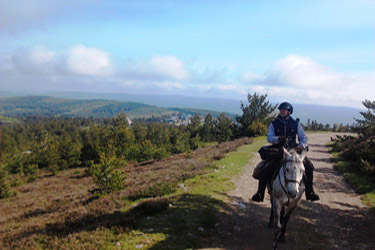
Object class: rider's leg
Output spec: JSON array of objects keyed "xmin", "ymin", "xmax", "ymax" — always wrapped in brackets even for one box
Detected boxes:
[
  {"xmin": 252, "ymin": 171, "xmax": 268, "ymax": 202},
  {"xmin": 252, "ymin": 161, "xmax": 277, "ymax": 202},
  {"xmin": 303, "ymin": 157, "xmax": 320, "ymax": 201}
]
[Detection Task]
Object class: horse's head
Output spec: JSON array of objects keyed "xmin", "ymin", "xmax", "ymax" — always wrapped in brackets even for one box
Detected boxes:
[{"xmin": 282, "ymin": 147, "xmax": 306, "ymax": 198}]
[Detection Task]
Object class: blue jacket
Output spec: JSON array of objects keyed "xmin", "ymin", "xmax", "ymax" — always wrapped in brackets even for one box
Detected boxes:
[{"xmin": 267, "ymin": 115, "xmax": 308, "ymax": 148}]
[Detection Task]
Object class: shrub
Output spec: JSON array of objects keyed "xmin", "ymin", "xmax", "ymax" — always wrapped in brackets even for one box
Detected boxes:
[
  {"xmin": 0, "ymin": 165, "xmax": 11, "ymax": 199},
  {"xmin": 87, "ymin": 155, "xmax": 126, "ymax": 195}
]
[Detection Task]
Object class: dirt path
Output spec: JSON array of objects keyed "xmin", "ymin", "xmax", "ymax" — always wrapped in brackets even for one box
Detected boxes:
[{"xmin": 217, "ymin": 133, "xmax": 375, "ymax": 250}]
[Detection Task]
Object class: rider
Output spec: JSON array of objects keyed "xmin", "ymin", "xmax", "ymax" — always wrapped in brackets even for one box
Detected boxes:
[{"xmin": 251, "ymin": 102, "xmax": 320, "ymax": 202}]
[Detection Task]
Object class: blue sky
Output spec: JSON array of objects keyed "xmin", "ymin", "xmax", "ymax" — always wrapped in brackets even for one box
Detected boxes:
[{"xmin": 1, "ymin": 0, "xmax": 374, "ymax": 108}]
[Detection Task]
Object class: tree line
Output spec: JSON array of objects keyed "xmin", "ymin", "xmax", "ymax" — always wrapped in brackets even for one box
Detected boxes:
[{"xmin": 0, "ymin": 92, "xmax": 278, "ymax": 197}]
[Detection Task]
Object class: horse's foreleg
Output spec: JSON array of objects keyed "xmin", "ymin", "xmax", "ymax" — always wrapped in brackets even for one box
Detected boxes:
[
  {"xmin": 280, "ymin": 207, "xmax": 285, "ymax": 225},
  {"xmin": 272, "ymin": 198, "xmax": 282, "ymax": 249},
  {"xmin": 268, "ymin": 198, "xmax": 274, "ymax": 228},
  {"xmin": 278, "ymin": 205, "xmax": 297, "ymax": 243}
]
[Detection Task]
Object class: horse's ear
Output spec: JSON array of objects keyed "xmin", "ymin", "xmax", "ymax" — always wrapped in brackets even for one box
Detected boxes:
[{"xmin": 283, "ymin": 147, "xmax": 291, "ymax": 159}]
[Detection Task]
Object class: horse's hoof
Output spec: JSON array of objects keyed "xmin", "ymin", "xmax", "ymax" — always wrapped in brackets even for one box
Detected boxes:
[
  {"xmin": 268, "ymin": 221, "xmax": 273, "ymax": 228},
  {"xmin": 277, "ymin": 235, "xmax": 286, "ymax": 243}
]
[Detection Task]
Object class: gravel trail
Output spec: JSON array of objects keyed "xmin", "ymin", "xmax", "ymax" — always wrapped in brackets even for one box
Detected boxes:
[{"xmin": 217, "ymin": 133, "xmax": 375, "ymax": 250}]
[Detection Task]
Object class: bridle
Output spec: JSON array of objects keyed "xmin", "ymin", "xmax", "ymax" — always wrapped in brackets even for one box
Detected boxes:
[{"xmin": 278, "ymin": 159, "xmax": 304, "ymax": 205}]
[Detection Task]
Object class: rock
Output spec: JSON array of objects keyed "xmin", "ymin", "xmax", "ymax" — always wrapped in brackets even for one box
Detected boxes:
[
  {"xmin": 231, "ymin": 201, "xmax": 239, "ymax": 206},
  {"xmin": 178, "ymin": 183, "xmax": 185, "ymax": 188},
  {"xmin": 238, "ymin": 202, "xmax": 247, "ymax": 210},
  {"xmin": 136, "ymin": 244, "xmax": 144, "ymax": 249}
]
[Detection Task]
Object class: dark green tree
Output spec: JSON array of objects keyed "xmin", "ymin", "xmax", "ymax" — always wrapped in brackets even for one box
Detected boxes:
[
  {"xmin": 356, "ymin": 99, "xmax": 375, "ymax": 137},
  {"xmin": 0, "ymin": 164, "xmax": 11, "ymax": 198},
  {"xmin": 216, "ymin": 113, "xmax": 233, "ymax": 143},
  {"xmin": 58, "ymin": 135, "xmax": 81, "ymax": 169},
  {"xmin": 201, "ymin": 113, "xmax": 215, "ymax": 142},
  {"xmin": 236, "ymin": 92, "xmax": 277, "ymax": 136},
  {"xmin": 187, "ymin": 114, "xmax": 201, "ymax": 138}
]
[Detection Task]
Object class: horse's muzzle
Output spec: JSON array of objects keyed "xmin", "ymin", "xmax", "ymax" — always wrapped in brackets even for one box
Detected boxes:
[{"xmin": 288, "ymin": 190, "xmax": 298, "ymax": 198}]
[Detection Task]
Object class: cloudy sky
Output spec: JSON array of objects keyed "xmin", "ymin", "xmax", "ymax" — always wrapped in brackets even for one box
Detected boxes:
[{"xmin": 1, "ymin": 0, "xmax": 374, "ymax": 108}]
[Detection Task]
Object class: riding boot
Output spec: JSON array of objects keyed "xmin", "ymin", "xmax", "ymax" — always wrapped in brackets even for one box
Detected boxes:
[
  {"xmin": 304, "ymin": 158, "xmax": 320, "ymax": 201},
  {"xmin": 252, "ymin": 175, "xmax": 268, "ymax": 202}
]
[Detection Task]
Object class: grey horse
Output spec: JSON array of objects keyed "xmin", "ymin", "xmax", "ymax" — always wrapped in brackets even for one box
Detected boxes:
[{"xmin": 269, "ymin": 148, "xmax": 306, "ymax": 250}]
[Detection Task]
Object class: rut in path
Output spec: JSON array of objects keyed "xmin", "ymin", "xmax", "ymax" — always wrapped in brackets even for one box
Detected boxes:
[{"xmin": 217, "ymin": 133, "xmax": 375, "ymax": 250}]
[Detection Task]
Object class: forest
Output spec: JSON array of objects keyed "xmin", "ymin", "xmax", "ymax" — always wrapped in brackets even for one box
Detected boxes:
[
  {"xmin": 0, "ymin": 95, "xmax": 234, "ymax": 119},
  {"xmin": 0, "ymin": 93, "xmax": 278, "ymax": 198},
  {"xmin": 0, "ymin": 93, "xmax": 367, "ymax": 199}
]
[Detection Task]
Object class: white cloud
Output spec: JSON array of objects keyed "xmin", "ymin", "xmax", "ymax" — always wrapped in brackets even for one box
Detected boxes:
[
  {"xmin": 150, "ymin": 55, "xmax": 188, "ymax": 80},
  {"xmin": 1, "ymin": 45, "xmax": 193, "ymax": 94},
  {"xmin": 242, "ymin": 55, "xmax": 375, "ymax": 108},
  {"xmin": 11, "ymin": 45, "xmax": 56, "ymax": 74},
  {"xmin": 66, "ymin": 45, "xmax": 113, "ymax": 76},
  {"xmin": 6, "ymin": 45, "xmax": 113, "ymax": 77},
  {"xmin": 275, "ymin": 55, "xmax": 344, "ymax": 89}
]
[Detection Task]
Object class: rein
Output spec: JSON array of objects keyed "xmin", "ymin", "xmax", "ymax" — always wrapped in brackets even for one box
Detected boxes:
[{"xmin": 278, "ymin": 159, "xmax": 303, "ymax": 205}]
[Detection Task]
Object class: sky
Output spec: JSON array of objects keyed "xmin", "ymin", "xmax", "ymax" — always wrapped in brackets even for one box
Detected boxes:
[{"xmin": 0, "ymin": 0, "xmax": 374, "ymax": 108}]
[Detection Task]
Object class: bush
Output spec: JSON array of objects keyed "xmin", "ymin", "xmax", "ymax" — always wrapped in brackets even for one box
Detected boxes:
[
  {"xmin": 332, "ymin": 135, "xmax": 375, "ymax": 176},
  {"xmin": 87, "ymin": 155, "xmax": 126, "ymax": 195},
  {"xmin": 245, "ymin": 120, "xmax": 268, "ymax": 137},
  {"xmin": 0, "ymin": 165, "xmax": 11, "ymax": 199},
  {"xmin": 24, "ymin": 163, "xmax": 39, "ymax": 182}
]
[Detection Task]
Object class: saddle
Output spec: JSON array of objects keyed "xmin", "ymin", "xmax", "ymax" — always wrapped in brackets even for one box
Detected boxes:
[{"xmin": 258, "ymin": 145, "xmax": 283, "ymax": 161}]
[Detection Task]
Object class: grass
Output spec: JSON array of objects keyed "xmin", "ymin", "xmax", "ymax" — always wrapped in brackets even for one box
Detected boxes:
[
  {"xmin": 107, "ymin": 136, "xmax": 267, "ymax": 249},
  {"xmin": 0, "ymin": 116, "xmax": 19, "ymax": 123},
  {"xmin": 332, "ymin": 151, "xmax": 375, "ymax": 210},
  {"xmin": 0, "ymin": 137, "xmax": 266, "ymax": 249},
  {"xmin": 184, "ymin": 136, "xmax": 266, "ymax": 200}
]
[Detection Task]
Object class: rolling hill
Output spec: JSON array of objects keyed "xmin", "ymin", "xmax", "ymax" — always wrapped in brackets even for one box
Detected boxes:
[{"xmin": 0, "ymin": 96, "xmax": 235, "ymax": 119}]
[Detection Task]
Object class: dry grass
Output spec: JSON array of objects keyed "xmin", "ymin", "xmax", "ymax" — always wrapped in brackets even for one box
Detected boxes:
[{"xmin": 0, "ymin": 137, "xmax": 252, "ymax": 249}]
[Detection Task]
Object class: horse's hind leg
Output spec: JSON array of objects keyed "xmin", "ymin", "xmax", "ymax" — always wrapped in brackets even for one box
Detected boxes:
[{"xmin": 278, "ymin": 206, "xmax": 296, "ymax": 243}]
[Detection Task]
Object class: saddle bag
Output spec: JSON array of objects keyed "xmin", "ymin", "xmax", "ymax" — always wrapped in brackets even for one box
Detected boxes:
[{"xmin": 258, "ymin": 145, "xmax": 283, "ymax": 160}]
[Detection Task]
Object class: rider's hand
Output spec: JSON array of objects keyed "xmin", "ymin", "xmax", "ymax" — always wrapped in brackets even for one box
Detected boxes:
[
  {"xmin": 295, "ymin": 145, "xmax": 303, "ymax": 153},
  {"xmin": 278, "ymin": 136, "xmax": 286, "ymax": 143}
]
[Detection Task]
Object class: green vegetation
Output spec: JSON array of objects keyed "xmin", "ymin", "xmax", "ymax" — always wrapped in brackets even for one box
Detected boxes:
[
  {"xmin": 331, "ymin": 99, "xmax": 375, "ymax": 209},
  {"xmin": 0, "ymin": 164, "xmax": 12, "ymax": 198},
  {"xmin": 0, "ymin": 136, "xmax": 256, "ymax": 249},
  {"xmin": 0, "ymin": 95, "xmax": 234, "ymax": 119},
  {"xmin": 333, "ymin": 154, "xmax": 375, "ymax": 209},
  {"xmin": 236, "ymin": 92, "xmax": 277, "ymax": 137},
  {"xmin": 0, "ymin": 91, "xmax": 276, "ymax": 248},
  {"xmin": 87, "ymin": 155, "xmax": 126, "ymax": 196}
]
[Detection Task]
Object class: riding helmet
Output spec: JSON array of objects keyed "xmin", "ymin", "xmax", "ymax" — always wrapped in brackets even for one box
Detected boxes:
[{"xmin": 278, "ymin": 102, "xmax": 293, "ymax": 114}]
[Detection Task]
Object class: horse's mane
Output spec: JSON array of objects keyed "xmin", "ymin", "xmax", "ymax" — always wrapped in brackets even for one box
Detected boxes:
[{"xmin": 286, "ymin": 150, "xmax": 303, "ymax": 163}]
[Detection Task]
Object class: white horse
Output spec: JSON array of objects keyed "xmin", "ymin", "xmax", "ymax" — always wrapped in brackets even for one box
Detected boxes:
[{"xmin": 269, "ymin": 148, "xmax": 306, "ymax": 250}]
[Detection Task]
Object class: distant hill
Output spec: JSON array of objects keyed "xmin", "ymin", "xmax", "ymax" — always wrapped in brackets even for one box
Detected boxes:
[
  {"xmin": 0, "ymin": 92, "xmax": 363, "ymax": 124},
  {"xmin": 43, "ymin": 92, "xmax": 363, "ymax": 125},
  {"xmin": 0, "ymin": 96, "xmax": 235, "ymax": 119}
]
